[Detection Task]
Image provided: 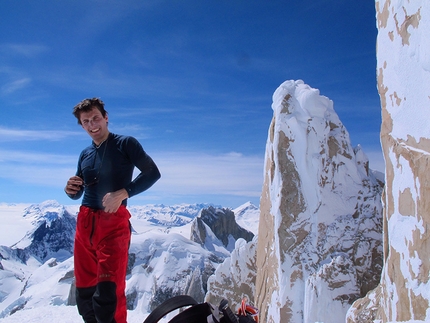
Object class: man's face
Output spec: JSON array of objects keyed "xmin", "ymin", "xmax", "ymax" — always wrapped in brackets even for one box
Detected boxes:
[{"xmin": 79, "ymin": 107, "xmax": 109, "ymax": 144}]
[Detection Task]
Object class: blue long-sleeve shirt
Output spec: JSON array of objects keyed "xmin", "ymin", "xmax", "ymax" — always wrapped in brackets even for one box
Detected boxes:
[{"xmin": 67, "ymin": 133, "xmax": 161, "ymax": 209}]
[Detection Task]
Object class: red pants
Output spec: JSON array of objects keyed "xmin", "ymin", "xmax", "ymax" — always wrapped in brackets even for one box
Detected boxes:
[{"xmin": 74, "ymin": 205, "xmax": 131, "ymax": 323}]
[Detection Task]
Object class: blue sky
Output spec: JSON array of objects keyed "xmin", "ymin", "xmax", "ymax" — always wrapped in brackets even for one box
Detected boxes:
[{"xmin": 0, "ymin": 0, "xmax": 383, "ymax": 208}]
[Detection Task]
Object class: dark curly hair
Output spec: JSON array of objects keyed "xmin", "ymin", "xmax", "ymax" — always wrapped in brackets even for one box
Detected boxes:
[{"xmin": 73, "ymin": 98, "xmax": 108, "ymax": 125}]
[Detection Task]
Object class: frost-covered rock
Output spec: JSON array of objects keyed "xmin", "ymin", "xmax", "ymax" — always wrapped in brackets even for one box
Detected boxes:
[
  {"xmin": 304, "ymin": 255, "xmax": 360, "ymax": 323},
  {"xmin": 205, "ymin": 237, "xmax": 258, "ymax": 311},
  {"xmin": 348, "ymin": 1, "xmax": 430, "ymax": 322},
  {"xmin": 190, "ymin": 206, "xmax": 254, "ymax": 253},
  {"xmin": 126, "ymin": 231, "xmax": 223, "ymax": 312},
  {"xmin": 12, "ymin": 200, "xmax": 76, "ymax": 263},
  {"xmin": 255, "ymin": 80, "xmax": 384, "ymax": 323},
  {"xmin": 203, "ymin": 206, "xmax": 259, "ymax": 312}
]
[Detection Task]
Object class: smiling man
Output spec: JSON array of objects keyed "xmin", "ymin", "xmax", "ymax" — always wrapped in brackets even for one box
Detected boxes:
[{"xmin": 65, "ymin": 98, "xmax": 161, "ymax": 323}]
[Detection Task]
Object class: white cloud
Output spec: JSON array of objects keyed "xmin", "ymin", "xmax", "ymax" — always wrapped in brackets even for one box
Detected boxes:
[
  {"xmin": 1, "ymin": 78, "xmax": 31, "ymax": 95},
  {"xmin": 0, "ymin": 149, "xmax": 265, "ymax": 201},
  {"xmin": 0, "ymin": 146, "xmax": 383, "ymax": 205},
  {"xmin": 0, "ymin": 148, "xmax": 78, "ymax": 187},
  {"xmin": 0, "ymin": 164, "xmax": 74, "ymax": 187},
  {"xmin": 0, "ymin": 127, "xmax": 83, "ymax": 142},
  {"xmin": 149, "ymin": 151, "xmax": 264, "ymax": 197},
  {"xmin": 0, "ymin": 149, "xmax": 75, "ymax": 165},
  {"xmin": 0, "ymin": 43, "xmax": 49, "ymax": 57}
]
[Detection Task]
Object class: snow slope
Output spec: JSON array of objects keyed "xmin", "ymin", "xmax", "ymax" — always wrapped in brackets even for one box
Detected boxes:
[{"xmin": 0, "ymin": 200, "xmax": 257, "ymax": 323}]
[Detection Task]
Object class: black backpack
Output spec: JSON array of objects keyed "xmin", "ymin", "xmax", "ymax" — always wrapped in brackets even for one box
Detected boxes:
[{"xmin": 143, "ymin": 295, "xmax": 258, "ymax": 323}]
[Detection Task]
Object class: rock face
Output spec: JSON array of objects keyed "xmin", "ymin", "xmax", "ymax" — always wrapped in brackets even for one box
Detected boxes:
[
  {"xmin": 205, "ymin": 237, "xmax": 258, "ymax": 311},
  {"xmin": 190, "ymin": 206, "xmax": 254, "ymax": 253},
  {"xmin": 202, "ymin": 205, "xmax": 260, "ymax": 311},
  {"xmin": 347, "ymin": 1, "xmax": 430, "ymax": 322},
  {"xmin": 11, "ymin": 201, "xmax": 76, "ymax": 263},
  {"xmin": 254, "ymin": 80, "xmax": 384, "ymax": 323},
  {"xmin": 127, "ymin": 206, "xmax": 256, "ymax": 312},
  {"xmin": 126, "ymin": 206, "xmax": 255, "ymax": 312},
  {"xmin": 127, "ymin": 232, "xmax": 223, "ymax": 311}
]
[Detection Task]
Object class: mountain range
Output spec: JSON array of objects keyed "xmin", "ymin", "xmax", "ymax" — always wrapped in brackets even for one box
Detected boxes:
[{"xmin": 0, "ymin": 200, "xmax": 258, "ymax": 322}]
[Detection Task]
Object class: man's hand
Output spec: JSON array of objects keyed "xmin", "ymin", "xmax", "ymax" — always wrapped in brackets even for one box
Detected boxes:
[
  {"xmin": 102, "ymin": 189, "xmax": 129, "ymax": 213},
  {"xmin": 65, "ymin": 176, "xmax": 83, "ymax": 195}
]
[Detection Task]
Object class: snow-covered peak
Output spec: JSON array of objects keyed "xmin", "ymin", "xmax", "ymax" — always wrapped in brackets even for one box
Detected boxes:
[
  {"xmin": 127, "ymin": 203, "xmax": 216, "ymax": 226},
  {"xmin": 22, "ymin": 200, "xmax": 68, "ymax": 227},
  {"xmin": 272, "ymin": 80, "xmax": 335, "ymax": 120},
  {"xmin": 255, "ymin": 79, "xmax": 384, "ymax": 323},
  {"xmin": 190, "ymin": 206, "xmax": 254, "ymax": 253},
  {"xmin": 233, "ymin": 202, "xmax": 260, "ymax": 235},
  {"xmin": 232, "ymin": 201, "xmax": 258, "ymax": 214}
]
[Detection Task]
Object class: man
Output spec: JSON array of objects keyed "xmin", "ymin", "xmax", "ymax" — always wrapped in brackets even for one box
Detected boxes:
[{"xmin": 65, "ymin": 98, "xmax": 161, "ymax": 323}]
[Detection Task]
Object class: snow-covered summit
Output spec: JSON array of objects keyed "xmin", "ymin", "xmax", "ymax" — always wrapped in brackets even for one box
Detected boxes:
[
  {"xmin": 21, "ymin": 200, "xmax": 69, "ymax": 226},
  {"xmin": 233, "ymin": 202, "xmax": 260, "ymax": 235},
  {"xmin": 9, "ymin": 200, "xmax": 76, "ymax": 263},
  {"xmin": 255, "ymin": 79, "xmax": 384, "ymax": 323},
  {"xmin": 128, "ymin": 203, "xmax": 215, "ymax": 226}
]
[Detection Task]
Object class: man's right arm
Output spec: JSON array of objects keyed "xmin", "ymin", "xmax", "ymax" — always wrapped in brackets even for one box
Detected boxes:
[{"xmin": 65, "ymin": 175, "xmax": 84, "ymax": 200}]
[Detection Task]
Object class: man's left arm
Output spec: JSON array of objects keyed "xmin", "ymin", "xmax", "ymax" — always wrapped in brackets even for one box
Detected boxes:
[
  {"xmin": 103, "ymin": 138, "xmax": 161, "ymax": 213},
  {"xmin": 124, "ymin": 153, "xmax": 161, "ymax": 198},
  {"xmin": 124, "ymin": 136, "xmax": 161, "ymax": 198}
]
